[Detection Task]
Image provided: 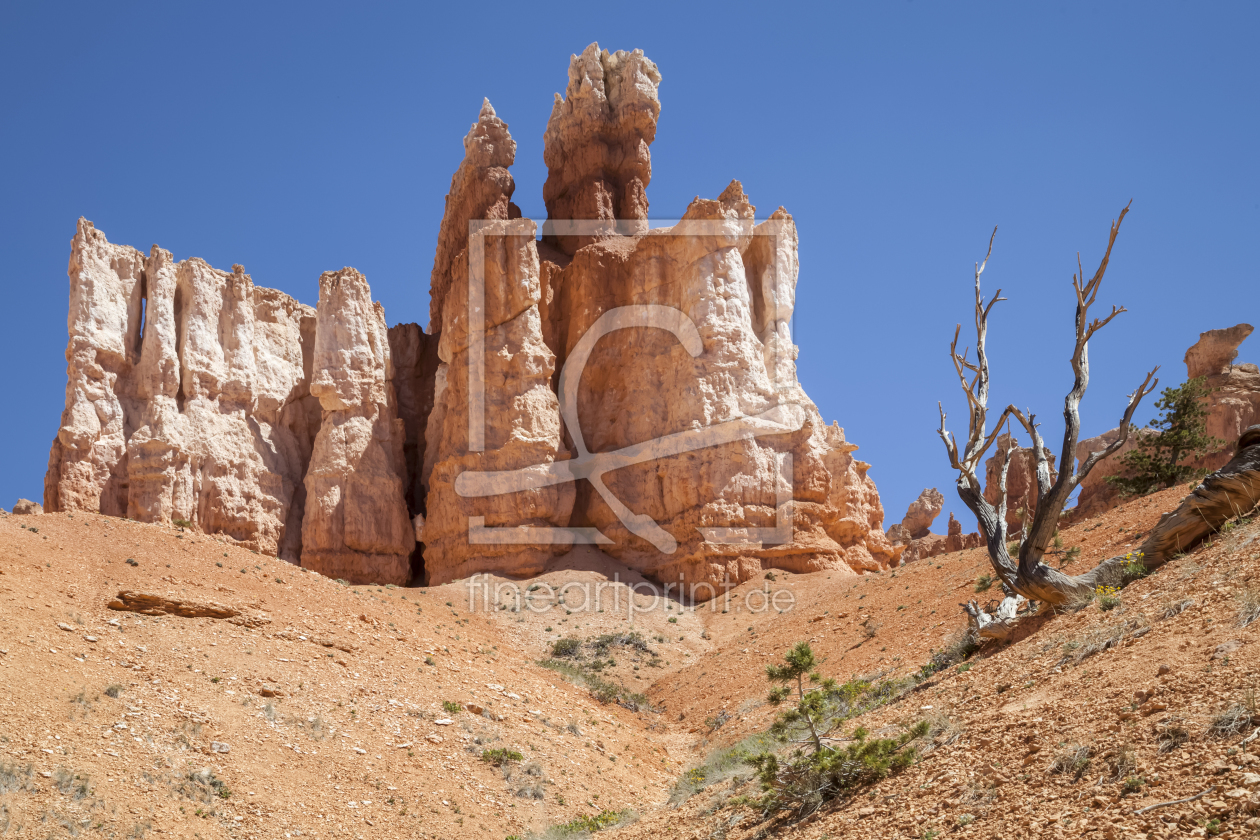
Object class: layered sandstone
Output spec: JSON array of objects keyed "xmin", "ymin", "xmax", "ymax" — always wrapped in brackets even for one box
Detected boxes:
[
  {"xmin": 301, "ymin": 269, "xmax": 415, "ymax": 585},
  {"xmin": 45, "ymin": 220, "xmax": 320, "ymax": 559},
  {"xmin": 419, "ymin": 103, "xmax": 574, "ymax": 583},
  {"xmin": 1074, "ymin": 324, "xmax": 1259, "ymax": 520},
  {"xmin": 529, "ymin": 177, "xmax": 899, "ymax": 590},
  {"xmin": 542, "ymin": 43, "xmax": 661, "ymax": 254}
]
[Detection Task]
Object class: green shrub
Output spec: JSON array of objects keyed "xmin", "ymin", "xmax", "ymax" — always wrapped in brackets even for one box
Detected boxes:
[
  {"xmin": 669, "ymin": 732, "xmax": 774, "ymax": 805},
  {"xmin": 550, "ymin": 638, "xmax": 582, "ymax": 658},
  {"xmin": 1108, "ymin": 377, "xmax": 1222, "ymax": 497},
  {"xmin": 746, "ymin": 723, "xmax": 925, "ymax": 817},
  {"xmin": 441, "ymin": 700, "xmax": 462, "ymax": 715},
  {"xmin": 544, "ymin": 809, "xmax": 635, "ymax": 837},
  {"xmin": 744, "ymin": 641, "xmax": 926, "ymax": 816},
  {"xmin": 480, "ymin": 748, "xmax": 524, "ymax": 766},
  {"xmin": 974, "ymin": 573, "xmax": 993, "ymax": 593},
  {"xmin": 587, "ymin": 632, "xmax": 650, "ymax": 655},
  {"xmin": 537, "ymin": 659, "xmax": 654, "ymax": 712}
]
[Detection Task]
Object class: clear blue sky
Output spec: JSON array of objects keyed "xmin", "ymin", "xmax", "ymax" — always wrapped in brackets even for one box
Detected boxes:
[{"xmin": 2, "ymin": 2, "xmax": 1256, "ymax": 531}]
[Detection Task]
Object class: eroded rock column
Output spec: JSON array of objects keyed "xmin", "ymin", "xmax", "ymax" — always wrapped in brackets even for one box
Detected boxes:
[
  {"xmin": 543, "ymin": 43, "xmax": 661, "ymax": 253},
  {"xmin": 45, "ymin": 218, "xmax": 145, "ymax": 516},
  {"xmin": 301, "ymin": 268, "xmax": 415, "ymax": 585}
]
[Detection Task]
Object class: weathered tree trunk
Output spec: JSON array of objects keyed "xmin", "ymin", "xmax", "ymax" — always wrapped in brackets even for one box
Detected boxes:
[
  {"xmin": 938, "ymin": 206, "xmax": 1161, "ymax": 608},
  {"xmin": 962, "ymin": 592, "xmax": 1027, "ymax": 640},
  {"xmin": 964, "ymin": 428, "xmax": 1260, "ymax": 638},
  {"xmin": 1135, "ymin": 429, "xmax": 1260, "ymax": 564}
]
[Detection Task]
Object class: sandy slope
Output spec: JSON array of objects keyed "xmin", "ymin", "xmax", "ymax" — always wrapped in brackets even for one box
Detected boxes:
[{"xmin": 2, "ymin": 484, "xmax": 1257, "ymax": 839}]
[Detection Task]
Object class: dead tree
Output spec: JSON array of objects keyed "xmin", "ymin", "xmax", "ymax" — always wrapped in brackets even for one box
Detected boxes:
[{"xmin": 937, "ymin": 203, "xmax": 1160, "ymax": 628}]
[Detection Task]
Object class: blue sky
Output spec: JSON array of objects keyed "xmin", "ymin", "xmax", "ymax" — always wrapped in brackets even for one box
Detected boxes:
[{"xmin": 1, "ymin": 2, "xmax": 1256, "ymax": 531}]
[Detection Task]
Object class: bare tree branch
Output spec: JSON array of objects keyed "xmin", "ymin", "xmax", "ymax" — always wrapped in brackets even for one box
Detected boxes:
[
  {"xmin": 938, "ymin": 204, "xmax": 1160, "ymax": 607},
  {"xmin": 1019, "ymin": 202, "xmax": 1145, "ymax": 572},
  {"xmin": 1075, "ymin": 367, "xmax": 1161, "ymax": 482}
]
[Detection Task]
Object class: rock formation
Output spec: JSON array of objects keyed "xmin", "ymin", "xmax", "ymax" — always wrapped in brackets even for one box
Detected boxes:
[
  {"xmin": 46, "ymin": 45, "xmax": 904, "ymax": 596},
  {"xmin": 12, "ymin": 499, "xmax": 42, "ymax": 515},
  {"xmin": 45, "ymin": 220, "xmax": 321, "ymax": 559},
  {"xmin": 1190, "ymin": 325, "xmax": 1260, "ymax": 457},
  {"xmin": 421, "ymin": 216, "xmax": 576, "ymax": 582},
  {"xmin": 887, "ymin": 490, "xmax": 982, "ymax": 564},
  {"xmin": 1074, "ymin": 324, "xmax": 1258, "ymax": 520},
  {"xmin": 428, "ymin": 98, "xmax": 520, "ymax": 333},
  {"xmin": 419, "ymin": 103, "xmax": 574, "ymax": 583},
  {"xmin": 891, "ymin": 488, "xmax": 944, "ymax": 541},
  {"xmin": 1185, "ymin": 324, "xmax": 1252, "ymax": 381},
  {"xmin": 531, "ymin": 168, "xmax": 899, "ymax": 589},
  {"xmin": 542, "ymin": 44, "xmax": 660, "ymax": 254},
  {"xmin": 300, "ymin": 268, "xmax": 415, "ymax": 585}
]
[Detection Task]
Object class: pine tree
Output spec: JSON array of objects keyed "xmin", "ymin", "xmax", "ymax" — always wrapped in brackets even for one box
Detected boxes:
[
  {"xmin": 1107, "ymin": 377, "xmax": 1222, "ymax": 497},
  {"xmin": 765, "ymin": 641, "xmax": 817, "ymax": 704}
]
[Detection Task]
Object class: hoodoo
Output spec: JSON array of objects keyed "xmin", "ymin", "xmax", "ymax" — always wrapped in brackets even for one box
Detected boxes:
[{"xmin": 44, "ymin": 43, "xmax": 902, "ymax": 592}]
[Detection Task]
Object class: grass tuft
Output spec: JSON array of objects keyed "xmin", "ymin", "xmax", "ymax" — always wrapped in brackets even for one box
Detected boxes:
[{"xmin": 1048, "ymin": 744, "xmax": 1092, "ymax": 780}]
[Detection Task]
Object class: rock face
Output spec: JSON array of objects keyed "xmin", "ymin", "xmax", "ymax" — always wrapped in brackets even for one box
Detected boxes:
[
  {"xmin": 531, "ymin": 175, "xmax": 898, "ymax": 590},
  {"xmin": 982, "ymin": 434, "xmax": 1057, "ymax": 531},
  {"xmin": 12, "ymin": 499, "xmax": 42, "ymax": 515},
  {"xmin": 409, "ymin": 44, "xmax": 901, "ymax": 592},
  {"xmin": 46, "ymin": 46, "xmax": 903, "ymax": 595},
  {"xmin": 1192, "ymin": 325, "xmax": 1260, "ymax": 457},
  {"xmin": 419, "ymin": 104, "xmax": 574, "ymax": 584},
  {"xmin": 1074, "ymin": 324, "xmax": 1259, "ymax": 520},
  {"xmin": 887, "ymin": 492, "xmax": 982, "ymax": 564},
  {"xmin": 428, "ymin": 99, "xmax": 520, "ymax": 334},
  {"xmin": 1186, "ymin": 324, "xmax": 1253, "ymax": 380},
  {"xmin": 300, "ymin": 269, "xmax": 415, "ymax": 585},
  {"xmin": 45, "ymin": 220, "xmax": 321, "ymax": 559},
  {"xmin": 895, "ymin": 488, "xmax": 944, "ymax": 540},
  {"xmin": 542, "ymin": 43, "xmax": 661, "ymax": 254}
]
